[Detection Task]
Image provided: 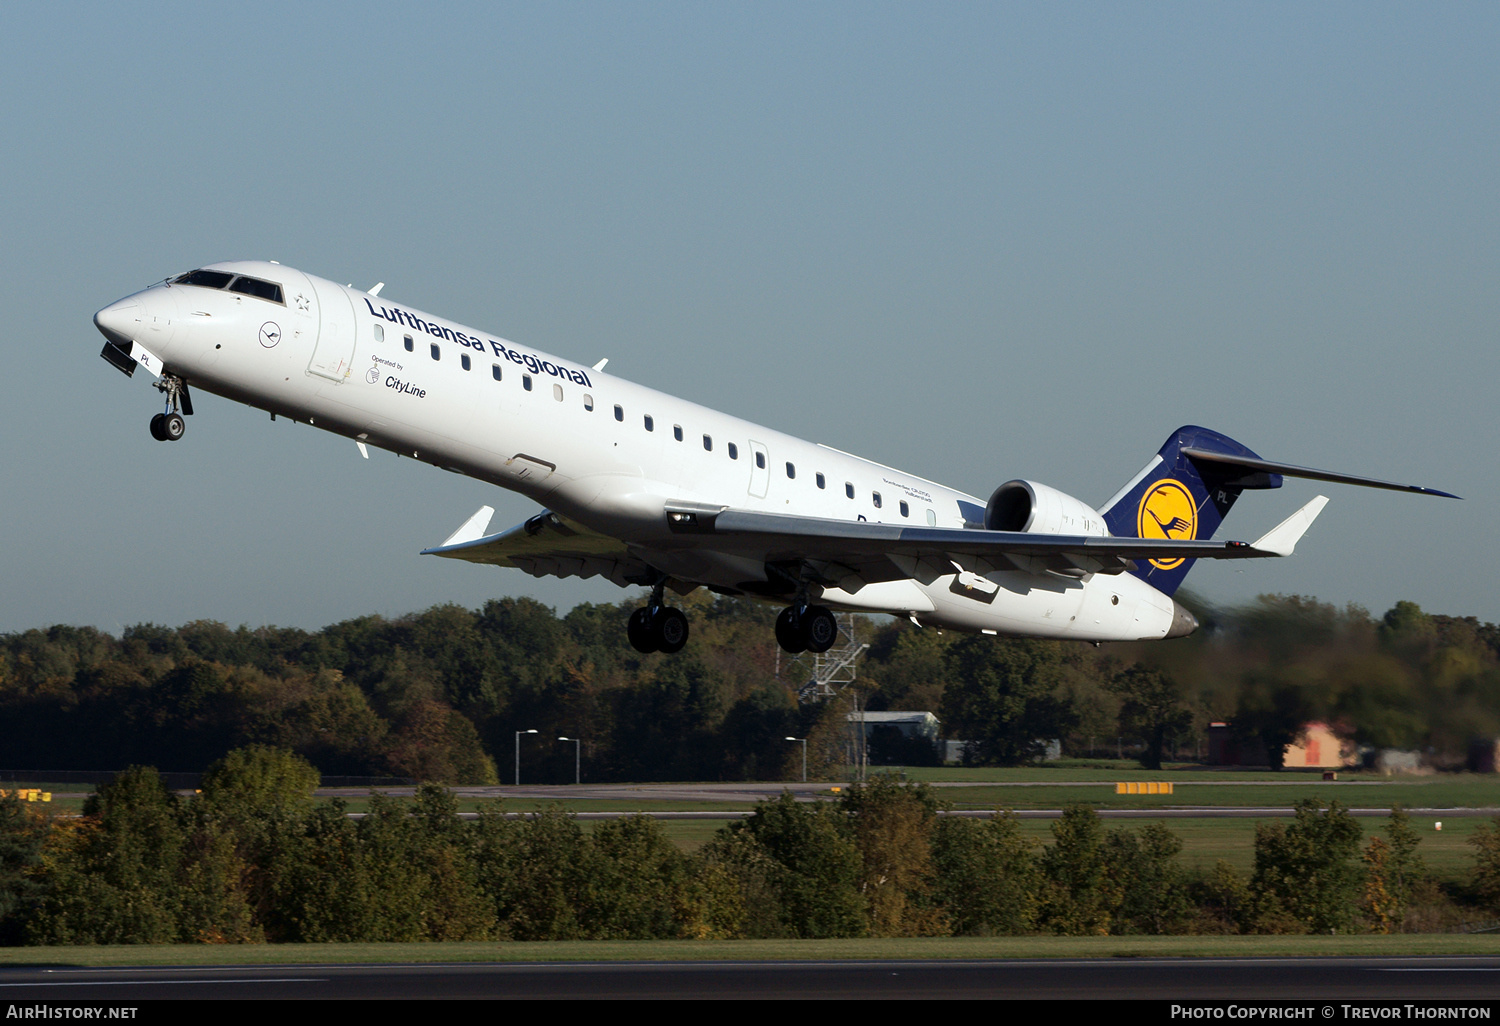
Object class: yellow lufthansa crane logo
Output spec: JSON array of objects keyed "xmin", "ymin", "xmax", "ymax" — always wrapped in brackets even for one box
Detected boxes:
[{"xmin": 1137, "ymin": 479, "xmax": 1198, "ymax": 570}]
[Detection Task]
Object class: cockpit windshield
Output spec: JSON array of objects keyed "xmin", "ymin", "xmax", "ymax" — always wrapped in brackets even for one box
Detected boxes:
[
  {"xmin": 172, "ymin": 269, "xmax": 234, "ymax": 289},
  {"xmin": 170, "ymin": 269, "xmax": 284, "ymax": 305},
  {"xmin": 227, "ymin": 276, "xmax": 284, "ymax": 303}
]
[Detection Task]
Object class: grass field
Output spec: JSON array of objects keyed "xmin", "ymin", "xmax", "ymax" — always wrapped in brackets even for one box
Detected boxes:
[{"xmin": 12, "ymin": 766, "xmax": 1499, "ymax": 883}]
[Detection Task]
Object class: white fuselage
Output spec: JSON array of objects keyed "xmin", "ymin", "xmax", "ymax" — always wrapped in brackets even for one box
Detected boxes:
[{"xmin": 94, "ymin": 261, "xmax": 1182, "ymax": 641}]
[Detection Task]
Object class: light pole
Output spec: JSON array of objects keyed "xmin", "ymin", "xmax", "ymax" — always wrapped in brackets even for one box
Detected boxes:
[
  {"xmin": 557, "ymin": 736, "xmax": 581, "ymax": 785},
  {"xmin": 785, "ymin": 736, "xmax": 807, "ymax": 783},
  {"xmin": 515, "ymin": 729, "xmax": 537, "ymax": 786}
]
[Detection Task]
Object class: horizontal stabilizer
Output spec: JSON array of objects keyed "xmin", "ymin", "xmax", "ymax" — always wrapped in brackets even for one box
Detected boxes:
[
  {"xmin": 441, "ymin": 506, "xmax": 495, "ymax": 547},
  {"xmin": 1182, "ymin": 447, "xmax": 1459, "ymax": 499},
  {"xmin": 1251, "ymin": 495, "xmax": 1329, "ymax": 557}
]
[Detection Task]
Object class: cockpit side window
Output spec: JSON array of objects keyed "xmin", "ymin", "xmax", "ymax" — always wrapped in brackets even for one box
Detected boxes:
[
  {"xmin": 172, "ymin": 269, "xmax": 235, "ymax": 289},
  {"xmin": 227, "ymin": 276, "xmax": 285, "ymax": 304}
]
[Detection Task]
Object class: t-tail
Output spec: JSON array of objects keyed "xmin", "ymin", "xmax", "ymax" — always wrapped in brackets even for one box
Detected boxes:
[{"xmin": 1100, "ymin": 425, "xmax": 1459, "ymax": 597}]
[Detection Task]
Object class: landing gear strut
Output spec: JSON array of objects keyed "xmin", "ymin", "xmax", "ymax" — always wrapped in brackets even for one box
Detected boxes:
[
  {"xmin": 775, "ymin": 604, "xmax": 837, "ymax": 655},
  {"xmin": 148, "ymin": 374, "xmax": 193, "ymax": 442},
  {"xmin": 627, "ymin": 581, "xmax": 690, "ymax": 654}
]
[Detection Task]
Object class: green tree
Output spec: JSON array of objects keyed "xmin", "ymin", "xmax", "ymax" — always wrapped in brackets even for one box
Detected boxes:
[
  {"xmin": 1039, "ymin": 805, "xmax": 1112, "ymax": 935},
  {"xmin": 941, "ymin": 638, "xmax": 1075, "ymax": 765},
  {"xmin": 589, "ymin": 814, "xmax": 694, "ymax": 938},
  {"xmin": 258, "ymin": 799, "xmax": 373, "ymax": 942},
  {"xmin": 932, "ymin": 811, "xmax": 1039, "ymax": 936},
  {"xmin": 29, "ymin": 767, "xmax": 186, "ymax": 944},
  {"xmin": 0, "ymin": 793, "xmax": 48, "ymax": 943},
  {"xmin": 1106, "ymin": 665, "xmax": 1193, "ymax": 770},
  {"xmin": 1249, "ymin": 799, "xmax": 1364, "ymax": 933},
  {"xmin": 716, "ymin": 792, "xmax": 865, "ymax": 938},
  {"xmin": 480, "ymin": 805, "xmax": 597, "ymax": 940},
  {"xmin": 1468, "ymin": 816, "xmax": 1500, "ymax": 916},
  {"xmin": 839, "ymin": 778, "xmax": 946, "ymax": 937},
  {"xmin": 1104, "ymin": 822, "xmax": 1191, "ymax": 934},
  {"xmin": 1362, "ymin": 806, "xmax": 1425, "ymax": 932}
]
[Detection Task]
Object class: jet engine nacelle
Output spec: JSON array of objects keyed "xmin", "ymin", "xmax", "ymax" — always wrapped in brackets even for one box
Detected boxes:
[{"xmin": 985, "ymin": 480, "xmax": 1108, "ymax": 536}]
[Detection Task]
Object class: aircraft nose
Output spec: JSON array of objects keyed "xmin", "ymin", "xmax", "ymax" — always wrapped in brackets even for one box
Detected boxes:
[
  {"xmin": 1164, "ymin": 600, "xmax": 1199, "ymax": 639},
  {"xmin": 94, "ymin": 297, "xmax": 140, "ymax": 348}
]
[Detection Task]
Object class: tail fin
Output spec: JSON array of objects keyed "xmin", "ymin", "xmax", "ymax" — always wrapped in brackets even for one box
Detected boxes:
[{"xmin": 1100, "ymin": 426, "xmax": 1282, "ymax": 595}]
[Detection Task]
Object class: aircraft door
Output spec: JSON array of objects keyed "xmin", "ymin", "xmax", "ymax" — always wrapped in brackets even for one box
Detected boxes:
[
  {"xmin": 747, "ymin": 440, "xmax": 770, "ymax": 499},
  {"xmin": 307, "ymin": 280, "xmax": 359, "ymax": 382}
]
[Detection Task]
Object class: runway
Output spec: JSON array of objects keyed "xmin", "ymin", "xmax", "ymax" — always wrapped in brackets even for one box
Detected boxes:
[{"xmin": 3, "ymin": 957, "xmax": 1499, "ymax": 1000}]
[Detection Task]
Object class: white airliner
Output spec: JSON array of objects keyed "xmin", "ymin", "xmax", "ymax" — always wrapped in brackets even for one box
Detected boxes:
[{"xmin": 93, "ymin": 262, "xmax": 1456, "ymax": 655}]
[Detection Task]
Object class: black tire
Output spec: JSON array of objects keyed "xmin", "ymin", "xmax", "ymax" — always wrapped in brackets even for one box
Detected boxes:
[
  {"xmin": 162, "ymin": 412, "xmax": 186, "ymax": 441},
  {"xmin": 627, "ymin": 607, "xmax": 658, "ymax": 653},
  {"xmin": 149, "ymin": 413, "xmax": 167, "ymax": 441},
  {"xmin": 775, "ymin": 607, "xmax": 807, "ymax": 654},
  {"xmin": 803, "ymin": 606, "xmax": 838, "ymax": 653},
  {"xmin": 654, "ymin": 607, "xmax": 689, "ymax": 654}
]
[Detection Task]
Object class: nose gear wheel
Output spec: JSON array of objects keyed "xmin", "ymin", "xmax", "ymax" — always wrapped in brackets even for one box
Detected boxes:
[{"xmin": 148, "ymin": 374, "xmax": 193, "ymax": 442}]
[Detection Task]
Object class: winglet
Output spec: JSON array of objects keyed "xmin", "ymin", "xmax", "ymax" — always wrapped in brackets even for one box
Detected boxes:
[
  {"xmin": 1251, "ymin": 495, "xmax": 1329, "ymax": 556},
  {"xmin": 441, "ymin": 505, "xmax": 496, "ymax": 547}
]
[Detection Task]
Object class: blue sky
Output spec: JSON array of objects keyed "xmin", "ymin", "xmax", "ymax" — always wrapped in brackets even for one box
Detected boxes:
[{"xmin": 1, "ymin": 2, "xmax": 1495, "ymax": 633}]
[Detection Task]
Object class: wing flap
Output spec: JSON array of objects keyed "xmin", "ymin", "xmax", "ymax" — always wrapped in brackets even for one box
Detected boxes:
[
  {"xmin": 666, "ymin": 502, "xmax": 1282, "ymax": 585},
  {"xmin": 423, "ymin": 509, "xmax": 645, "ymax": 586}
]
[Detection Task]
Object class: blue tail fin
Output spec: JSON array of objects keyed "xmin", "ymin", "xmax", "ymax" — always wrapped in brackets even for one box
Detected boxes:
[{"xmin": 1100, "ymin": 426, "xmax": 1283, "ymax": 596}]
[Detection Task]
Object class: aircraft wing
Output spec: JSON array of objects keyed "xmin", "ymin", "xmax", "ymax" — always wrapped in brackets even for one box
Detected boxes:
[
  {"xmin": 421, "ymin": 508, "xmax": 648, "ymax": 588},
  {"xmin": 424, "ymin": 496, "xmax": 1325, "ymax": 594},
  {"xmin": 658, "ymin": 498, "xmax": 1325, "ymax": 591}
]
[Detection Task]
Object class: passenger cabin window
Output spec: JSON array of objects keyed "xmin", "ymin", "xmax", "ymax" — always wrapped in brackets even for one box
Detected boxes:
[
  {"xmin": 553, "ymin": 383, "xmax": 563, "ymax": 401},
  {"xmin": 816, "ymin": 473, "xmax": 826, "ymax": 490},
  {"xmin": 755, "ymin": 452, "xmax": 766, "ymax": 469},
  {"xmin": 430, "ymin": 343, "xmax": 440, "ymax": 361},
  {"xmin": 523, "ymin": 375, "xmax": 533, "ymax": 391},
  {"xmin": 374, "ymin": 324, "xmax": 385, "ymax": 342},
  {"xmin": 873, "ymin": 492, "xmax": 883, "ymax": 509},
  {"xmin": 404, "ymin": 336, "xmax": 414, "ymax": 352},
  {"xmin": 461, "ymin": 353, "xmax": 471, "ymax": 371},
  {"xmin": 703, "ymin": 434, "xmax": 712, "ymax": 451},
  {"xmin": 227, "ymin": 276, "xmax": 284, "ymax": 304},
  {"xmin": 673, "ymin": 425, "xmax": 683, "ymax": 442},
  {"xmin": 786, "ymin": 462, "xmax": 796, "ymax": 479},
  {"xmin": 899, "ymin": 500, "xmax": 910, "ymax": 517},
  {"xmin": 845, "ymin": 482, "xmax": 854, "ymax": 499},
  {"xmin": 614, "ymin": 405, "xmax": 624, "ymax": 421},
  {"xmin": 584, "ymin": 394, "xmax": 594, "ymax": 411},
  {"xmin": 728, "ymin": 442, "xmax": 739, "ymax": 460},
  {"xmin": 926, "ymin": 509, "xmax": 937, "ymax": 526},
  {"xmin": 492, "ymin": 364, "xmax": 502, "ymax": 381},
  {"xmin": 644, "ymin": 415, "xmax": 654, "ymax": 432},
  {"xmin": 172, "ymin": 269, "xmax": 235, "ymax": 289}
]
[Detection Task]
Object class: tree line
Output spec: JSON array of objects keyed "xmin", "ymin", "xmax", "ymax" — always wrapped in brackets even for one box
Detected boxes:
[
  {"xmin": 1, "ymin": 592, "xmax": 1497, "ymax": 781},
  {"xmin": 2, "ymin": 746, "xmax": 1498, "ymax": 944}
]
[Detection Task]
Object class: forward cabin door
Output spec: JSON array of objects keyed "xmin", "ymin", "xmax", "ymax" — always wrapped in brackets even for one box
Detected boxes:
[
  {"xmin": 747, "ymin": 440, "xmax": 770, "ymax": 499},
  {"xmin": 308, "ymin": 280, "xmax": 359, "ymax": 382}
]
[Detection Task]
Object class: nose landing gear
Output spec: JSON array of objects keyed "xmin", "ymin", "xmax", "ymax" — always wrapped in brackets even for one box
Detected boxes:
[
  {"xmin": 149, "ymin": 412, "xmax": 185, "ymax": 441},
  {"xmin": 148, "ymin": 374, "xmax": 193, "ymax": 442}
]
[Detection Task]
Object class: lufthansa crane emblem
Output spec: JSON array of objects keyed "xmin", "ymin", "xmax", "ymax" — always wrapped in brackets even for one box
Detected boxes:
[{"xmin": 1137, "ymin": 478, "xmax": 1198, "ymax": 570}]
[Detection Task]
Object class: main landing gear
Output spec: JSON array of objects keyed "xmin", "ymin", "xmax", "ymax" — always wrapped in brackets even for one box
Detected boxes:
[
  {"xmin": 627, "ymin": 581, "xmax": 689, "ymax": 654},
  {"xmin": 775, "ymin": 604, "xmax": 838, "ymax": 655},
  {"xmin": 148, "ymin": 374, "xmax": 193, "ymax": 442}
]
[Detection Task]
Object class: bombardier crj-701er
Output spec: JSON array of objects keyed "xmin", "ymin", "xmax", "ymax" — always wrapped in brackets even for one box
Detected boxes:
[{"xmin": 94, "ymin": 262, "xmax": 1456, "ymax": 655}]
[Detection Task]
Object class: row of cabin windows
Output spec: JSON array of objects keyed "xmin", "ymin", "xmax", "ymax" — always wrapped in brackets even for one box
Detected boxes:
[
  {"xmin": 616, "ymin": 403, "xmax": 913, "ymax": 515},
  {"xmin": 386, "ymin": 330, "xmax": 599, "ymax": 410},
  {"xmin": 378, "ymin": 325, "xmax": 929, "ymax": 521}
]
